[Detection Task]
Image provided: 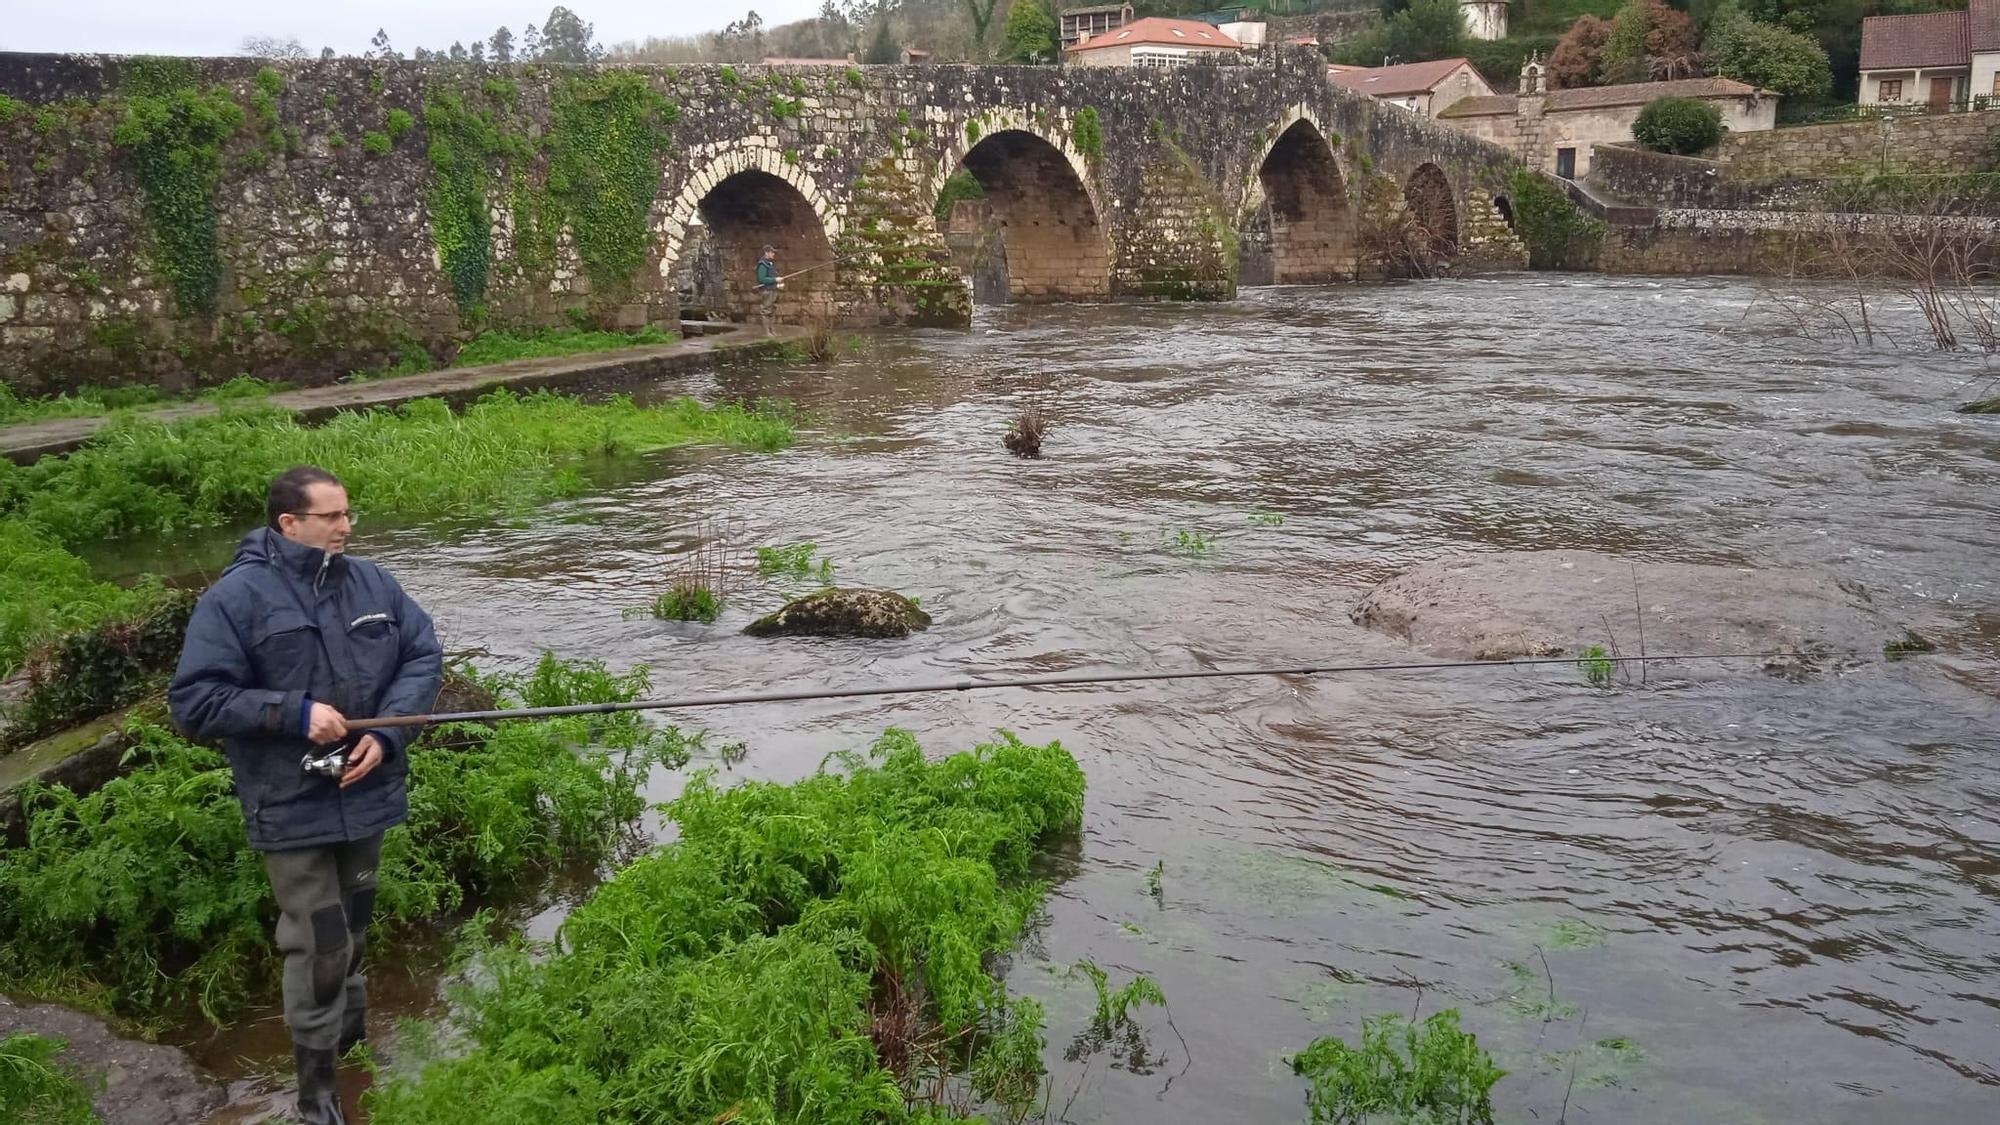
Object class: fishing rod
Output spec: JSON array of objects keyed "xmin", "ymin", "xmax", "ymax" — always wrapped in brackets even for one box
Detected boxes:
[
  {"xmin": 774, "ymin": 250, "xmax": 875, "ymax": 283},
  {"xmin": 344, "ymin": 650, "xmax": 1828, "ymax": 731}
]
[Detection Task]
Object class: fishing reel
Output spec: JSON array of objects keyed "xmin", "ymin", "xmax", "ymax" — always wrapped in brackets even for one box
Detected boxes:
[{"xmin": 301, "ymin": 739, "xmax": 353, "ymax": 780}]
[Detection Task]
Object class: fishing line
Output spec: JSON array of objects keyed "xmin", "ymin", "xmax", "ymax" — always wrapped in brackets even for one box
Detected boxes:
[{"xmin": 346, "ymin": 650, "xmax": 1838, "ymax": 730}]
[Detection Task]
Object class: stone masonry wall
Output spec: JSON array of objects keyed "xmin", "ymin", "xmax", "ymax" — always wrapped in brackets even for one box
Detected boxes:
[
  {"xmin": 1599, "ymin": 207, "xmax": 2000, "ymax": 276},
  {"xmin": 1590, "ymin": 140, "xmax": 2000, "ymax": 216},
  {"xmin": 0, "ymin": 48, "xmax": 1528, "ymax": 394},
  {"xmin": 1711, "ymin": 109, "xmax": 2000, "ymax": 179}
]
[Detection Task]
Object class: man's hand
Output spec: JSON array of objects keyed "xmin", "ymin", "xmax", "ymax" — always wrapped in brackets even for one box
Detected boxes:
[
  {"xmin": 340, "ymin": 734, "xmax": 385, "ymax": 788},
  {"xmin": 307, "ymin": 702, "xmax": 349, "ymax": 744}
]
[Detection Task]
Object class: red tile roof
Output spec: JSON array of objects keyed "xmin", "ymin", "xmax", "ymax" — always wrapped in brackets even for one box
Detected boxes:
[
  {"xmin": 1972, "ymin": 0, "xmax": 2000, "ymax": 53},
  {"xmin": 1327, "ymin": 57, "xmax": 1478, "ymax": 97},
  {"xmin": 1860, "ymin": 9, "xmax": 1970, "ymax": 71},
  {"xmin": 1067, "ymin": 17, "xmax": 1242, "ymax": 52}
]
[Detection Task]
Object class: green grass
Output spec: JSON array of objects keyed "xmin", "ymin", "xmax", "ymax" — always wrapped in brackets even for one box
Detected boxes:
[
  {"xmin": 364, "ymin": 729, "xmax": 1088, "ymax": 1123},
  {"xmin": 0, "ymin": 383, "xmax": 167, "ymax": 426},
  {"xmin": 1292, "ymin": 1010, "xmax": 1505, "ymax": 1125},
  {"xmin": 0, "ymin": 1033, "xmax": 98, "ymax": 1125},
  {"xmin": 650, "ymin": 582, "xmax": 722, "ymax": 623},
  {"xmin": 0, "ymin": 389, "xmax": 792, "ymax": 677},
  {"xmin": 756, "ymin": 541, "xmax": 835, "ymax": 583},
  {"xmin": 0, "ymin": 654, "xmax": 689, "ymax": 1030},
  {"xmin": 1577, "ymin": 644, "xmax": 1615, "ymax": 687},
  {"xmin": 344, "ymin": 326, "xmax": 678, "ymax": 383}
]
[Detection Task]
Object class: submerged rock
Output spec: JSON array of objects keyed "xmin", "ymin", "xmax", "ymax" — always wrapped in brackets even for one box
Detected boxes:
[
  {"xmin": 744, "ymin": 588, "xmax": 932, "ymax": 639},
  {"xmin": 0, "ymin": 994, "xmax": 225, "ymax": 1125},
  {"xmin": 1351, "ymin": 551, "xmax": 1909, "ymax": 665}
]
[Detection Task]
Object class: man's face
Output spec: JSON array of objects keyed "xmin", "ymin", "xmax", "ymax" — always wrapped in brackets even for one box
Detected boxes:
[{"xmin": 279, "ymin": 482, "xmax": 353, "ymax": 554}]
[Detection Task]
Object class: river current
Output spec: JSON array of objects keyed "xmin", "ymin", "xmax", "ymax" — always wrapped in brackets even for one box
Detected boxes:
[{"xmin": 190, "ymin": 275, "xmax": 2000, "ymax": 1122}]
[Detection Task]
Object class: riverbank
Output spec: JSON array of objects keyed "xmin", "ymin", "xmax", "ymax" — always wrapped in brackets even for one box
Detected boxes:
[{"xmin": 0, "ymin": 325, "xmax": 798, "ymax": 464}]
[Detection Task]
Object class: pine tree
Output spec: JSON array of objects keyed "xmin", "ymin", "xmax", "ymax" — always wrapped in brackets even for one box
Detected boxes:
[{"xmin": 489, "ymin": 25, "xmax": 516, "ymax": 62}]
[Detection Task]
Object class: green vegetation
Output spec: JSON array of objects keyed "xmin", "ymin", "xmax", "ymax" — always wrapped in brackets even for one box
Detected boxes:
[
  {"xmin": 1, "ymin": 590, "xmax": 191, "ymax": 750},
  {"xmin": 0, "ymin": 383, "xmax": 169, "ymax": 425},
  {"xmin": 932, "ymin": 168, "xmax": 986, "ymax": 223},
  {"xmin": 364, "ymin": 730, "xmax": 1088, "ymax": 1123},
  {"xmin": 1000, "ymin": 0, "xmax": 1059, "ymax": 62},
  {"xmin": 1247, "ymin": 510, "xmax": 1284, "ymax": 527},
  {"xmin": 1332, "ymin": 0, "xmax": 1464, "ymax": 68},
  {"xmin": 548, "ymin": 73, "xmax": 679, "ymax": 301},
  {"xmin": 0, "ymin": 1033, "xmax": 97, "ymax": 1125},
  {"xmin": 1169, "ymin": 528, "xmax": 1216, "ymax": 556},
  {"xmin": 1507, "ymin": 168, "xmax": 1605, "ymax": 271},
  {"xmin": 385, "ymin": 107, "xmax": 415, "ymax": 140},
  {"xmin": 1633, "ymin": 96, "xmax": 1723, "ymax": 154},
  {"xmin": 1705, "ymin": 7, "xmax": 1834, "ymax": 102},
  {"xmin": 0, "ymin": 654, "xmax": 689, "ymax": 1028},
  {"xmin": 1883, "ymin": 631, "xmax": 1936, "ymax": 661},
  {"xmin": 651, "ymin": 583, "xmax": 723, "ymax": 623},
  {"xmin": 111, "ymin": 58, "xmax": 244, "ymax": 318},
  {"xmin": 757, "ymin": 541, "xmax": 835, "ymax": 583},
  {"xmin": 1073, "ymin": 105, "xmax": 1103, "ymax": 161},
  {"xmin": 451, "ymin": 324, "xmax": 676, "ymax": 367},
  {"xmin": 422, "ymin": 90, "xmax": 501, "ymax": 316},
  {"xmin": 1145, "ymin": 859, "xmax": 1165, "ymax": 902},
  {"xmin": 0, "ymin": 93, "xmax": 26, "ymax": 123},
  {"xmin": 966, "ymin": 118, "xmax": 982, "ymax": 144},
  {"xmin": 0, "ymin": 391, "xmax": 792, "ymax": 672},
  {"xmin": 1547, "ymin": 918, "xmax": 1608, "ymax": 949},
  {"xmin": 1502, "ymin": 958, "xmax": 1579, "ymax": 1020},
  {"xmin": 1292, "ymin": 1010, "xmax": 1505, "ymax": 1125},
  {"xmin": 361, "ymin": 129, "xmax": 392, "ymax": 155},
  {"xmin": 1960, "ymin": 397, "xmax": 2000, "ymax": 414},
  {"xmin": 1577, "ymin": 644, "xmax": 1615, "ymax": 686}
]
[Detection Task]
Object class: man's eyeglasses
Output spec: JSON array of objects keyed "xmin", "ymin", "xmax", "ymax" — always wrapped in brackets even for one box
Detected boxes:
[{"xmin": 290, "ymin": 510, "xmax": 357, "ymax": 525}]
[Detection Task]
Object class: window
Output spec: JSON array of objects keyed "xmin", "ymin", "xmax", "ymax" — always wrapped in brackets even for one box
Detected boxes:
[
  {"xmin": 1880, "ymin": 78, "xmax": 1903, "ymax": 101},
  {"xmin": 1132, "ymin": 46, "xmax": 1191, "ymax": 68}
]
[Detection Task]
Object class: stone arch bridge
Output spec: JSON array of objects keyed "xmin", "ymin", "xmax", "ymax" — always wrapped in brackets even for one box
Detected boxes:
[{"xmin": 0, "ymin": 50, "xmax": 1526, "ymax": 386}]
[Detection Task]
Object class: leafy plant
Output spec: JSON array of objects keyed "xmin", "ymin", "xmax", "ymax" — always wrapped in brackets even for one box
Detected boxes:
[
  {"xmin": 1169, "ymin": 529, "xmax": 1216, "ymax": 557},
  {"xmin": 933, "ymin": 168, "xmax": 985, "ymax": 224},
  {"xmin": 651, "ymin": 583, "xmax": 722, "ymax": 623},
  {"xmin": 1292, "ymin": 1010, "xmax": 1505, "ymax": 1125},
  {"xmin": 1507, "ymin": 168, "xmax": 1605, "ymax": 271},
  {"xmin": 1577, "ymin": 644, "xmax": 1615, "ymax": 686},
  {"xmin": 1145, "ymin": 859, "xmax": 1165, "ymax": 902},
  {"xmin": 756, "ymin": 542, "xmax": 835, "ymax": 583},
  {"xmin": 0, "ymin": 1034, "xmax": 97, "ymax": 1125},
  {"xmin": 1072, "ymin": 106, "xmax": 1102, "ymax": 160},
  {"xmin": 111, "ymin": 59, "xmax": 244, "ymax": 317},
  {"xmin": 361, "ymin": 129, "xmax": 392, "ymax": 155},
  {"xmin": 1247, "ymin": 511, "xmax": 1284, "ymax": 527},
  {"xmin": 365, "ymin": 729, "xmax": 1089, "ymax": 1122},
  {"xmin": 1632, "ymin": 96, "xmax": 1721, "ymax": 155}
]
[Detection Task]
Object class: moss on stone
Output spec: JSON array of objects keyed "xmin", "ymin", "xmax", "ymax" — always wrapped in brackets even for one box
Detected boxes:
[{"xmin": 744, "ymin": 588, "xmax": 932, "ymax": 639}]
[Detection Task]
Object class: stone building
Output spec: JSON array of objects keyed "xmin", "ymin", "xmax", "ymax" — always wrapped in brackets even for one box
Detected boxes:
[
  {"xmin": 1438, "ymin": 60, "xmax": 1777, "ymax": 178},
  {"xmin": 1857, "ymin": 0, "xmax": 2000, "ymax": 108},
  {"xmin": 1060, "ymin": 4, "xmax": 1135, "ymax": 50},
  {"xmin": 1328, "ymin": 57, "xmax": 1496, "ymax": 117},
  {"xmin": 1461, "ymin": 0, "xmax": 1509, "ymax": 41},
  {"xmin": 1066, "ymin": 17, "xmax": 1243, "ymax": 68}
]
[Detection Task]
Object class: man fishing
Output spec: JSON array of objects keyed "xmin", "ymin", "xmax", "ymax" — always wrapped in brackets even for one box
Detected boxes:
[
  {"xmin": 756, "ymin": 243, "xmax": 782, "ymax": 334},
  {"xmin": 169, "ymin": 466, "xmax": 441, "ymax": 1125}
]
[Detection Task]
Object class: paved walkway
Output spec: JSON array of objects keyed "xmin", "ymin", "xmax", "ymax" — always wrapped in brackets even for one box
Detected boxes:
[{"xmin": 1, "ymin": 324, "xmax": 795, "ymax": 463}]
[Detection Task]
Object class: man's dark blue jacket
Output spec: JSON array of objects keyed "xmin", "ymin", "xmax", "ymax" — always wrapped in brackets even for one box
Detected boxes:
[{"xmin": 169, "ymin": 528, "xmax": 443, "ymax": 852}]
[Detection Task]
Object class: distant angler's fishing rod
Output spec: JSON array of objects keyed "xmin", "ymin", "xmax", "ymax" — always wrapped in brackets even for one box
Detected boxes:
[
  {"xmin": 344, "ymin": 650, "xmax": 1830, "ymax": 731},
  {"xmin": 775, "ymin": 250, "xmax": 874, "ymax": 283}
]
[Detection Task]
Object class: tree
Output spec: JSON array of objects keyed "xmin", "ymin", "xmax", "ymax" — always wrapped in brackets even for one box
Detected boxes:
[
  {"xmin": 1548, "ymin": 15, "xmax": 1611, "ymax": 88},
  {"xmin": 1333, "ymin": 0, "xmax": 1464, "ymax": 66},
  {"xmin": 539, "ymin": 5, "xmax": 603, "ymax": 63},
  {"xmin": 369, "ymin": 28, "xmax": 401, "ymax": 60},
  {"xmin": 963, "ymin": 0, "xmax": 1004, "ymax": 54},
  {"xmin": 1633, "ymin": 95, "xmax": 1723, "ymax": 153},
  {"xmin": 1704, "ymin": 9, "xmax": 1833, "ymax": 100},
  {"xmin": 320, "ymin": 46, "xmax": 336, "ymax": 60},
  {"xmin": 865, "ymin": 20, "xmax": 901, "ymax": 63},
  {"xmin": 521, "ymin": 18, "xmax": 544, "ymax": 59},
  {"xmin": 470, "ymin": 40, "xmax": 487, "ymax": 62},
  {"xmin": 1001, "ymin": 0, "xmax": 1058, "ymax": 62},
  {"xmin": 1600, "ymin": 0, "xmax": 1698, "ymax": 85},
  {"xmin": 449, "ymin": 41, "xmax": 469, "ymax": 61},
  {"xmin": 241, "ymin": 35, "xmax": 310, "ymax": 59},
  {"xmin": 489, "ymin": 26, "xmax": 517, "ymax": 62}
]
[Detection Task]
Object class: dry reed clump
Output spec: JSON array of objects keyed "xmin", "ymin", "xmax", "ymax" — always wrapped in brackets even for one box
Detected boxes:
[{"xmin": 1003, "ymin": 405, "xmax": 1049, "ymax": 458}]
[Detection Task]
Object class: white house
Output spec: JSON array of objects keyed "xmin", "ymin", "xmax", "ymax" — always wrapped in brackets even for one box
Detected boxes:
[
  {"xmin": 1858, "ymin": 0, "xmax": 2000, "ymax": 107},
  {"xmin": 1328, "ymin": 57, "xmax": 1495, "ymax": 118},
  {"xmin": 1066, "ymin": 17, "xmax": 1242, "ymax": 68}
]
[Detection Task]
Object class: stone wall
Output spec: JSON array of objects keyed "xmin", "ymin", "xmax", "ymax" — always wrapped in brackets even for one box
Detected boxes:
[
  {"xmin": 0, "ymin": 48, "xmax": 1527, "ymax": 393},
  {"xmin": 1589, "ymin": 140, "xmax": 2000, "ymax": 215},
  {"xmin": 1711, "ymin": 109, "xmax": 2000, "ymax": 179},
  {"xmin": 1598, "ymin": 207, "xmax": 2000, "ymax": 276}
]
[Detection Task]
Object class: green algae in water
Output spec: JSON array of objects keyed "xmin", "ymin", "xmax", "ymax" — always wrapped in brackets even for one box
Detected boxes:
[
  {"xmin": 1546, "ymin": 918, "xmax": 1608, "ymax": 950},
  {"xmin": 1206, "ymin": 845, "xmax": 1416, "ymax": 918},
  {"xmin": 1297, "ymin": 976, "xmax": 1365, "ymax": 1023},
  {"xmin": 1499, "ymin": 959, "xmax": 1580, "ymax": 1021}
]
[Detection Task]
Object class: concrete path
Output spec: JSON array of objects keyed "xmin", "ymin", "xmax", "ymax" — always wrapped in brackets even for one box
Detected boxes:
[{"xmin": 1, "ymin": 324, "xmax": 796, "ymax": 464}]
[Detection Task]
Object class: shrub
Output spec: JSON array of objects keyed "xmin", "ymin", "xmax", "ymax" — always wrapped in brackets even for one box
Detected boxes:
[
  {"xmin": 0, "ymin": 1033, "xmax": 97, "ymax": 1125},
  {"xmin": 1633, "ymin": 95, "xmax": 1722, "ymax": 154},
  {"xmin": 1549, "ymin": 15, "xmax": 1613, "ymax": 88},
  {"xmin": 1704, "ymin": 11, "xmax": 1833, "ymax": 101},
  {"xmin": 1507, "ymin": 167, "xmax": 1606, "ymax": 270},
  {"xmin": 385, "ymin": 107, "xmax": 415, "ymax": 139},
  {"xmin": 361, "ymin": 129, "xmax": 392, "ymax": 155}
]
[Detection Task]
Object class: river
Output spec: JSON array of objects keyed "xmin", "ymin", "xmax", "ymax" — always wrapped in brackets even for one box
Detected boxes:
[{"xmin": 185, "ymin": 275, "xmax": 2000, "ymax": 1122}]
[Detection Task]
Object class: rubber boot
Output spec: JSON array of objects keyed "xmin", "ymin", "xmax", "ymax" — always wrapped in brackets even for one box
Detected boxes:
[
  {"xmin": 336, "ymin": 1003, "xmax": 366, "ymax": 1057},
  {"xmin": 293, "ymin": 1044, "xmax": 348, "ymax": 1125}
]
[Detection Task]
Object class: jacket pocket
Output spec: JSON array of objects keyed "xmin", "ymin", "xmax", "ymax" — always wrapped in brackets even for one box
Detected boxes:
[
  {"xmin": 346, "ymin": 615, "xmax": 401, "ymax": 698},
  {"xmin": 252, "ymin": 621, "xmax": 319, "ymax": 687}
]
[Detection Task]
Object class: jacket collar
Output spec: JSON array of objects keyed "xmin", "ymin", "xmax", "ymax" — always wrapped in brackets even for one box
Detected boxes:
[{"xmin": 257, "ymin": 527, "xmax": 346, "ymax": 589}]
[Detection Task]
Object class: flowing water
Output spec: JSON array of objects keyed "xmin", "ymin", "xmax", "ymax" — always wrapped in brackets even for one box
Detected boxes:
[{"xmin": 181, "ymin": 275, "xmax": 2000, "ymax": 1122}]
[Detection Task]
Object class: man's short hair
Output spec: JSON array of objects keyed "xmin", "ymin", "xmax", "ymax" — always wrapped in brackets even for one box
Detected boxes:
[
  {"xmin": 762, "ymin": 244, "xmax": 776, "ymax": 254},
  {"xmin": 267, "ymin": 466, "xmax": 343, "ymax": 530}
]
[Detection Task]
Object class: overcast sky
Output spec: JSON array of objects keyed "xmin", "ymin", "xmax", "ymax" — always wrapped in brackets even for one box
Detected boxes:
[{"xmin": 3, "ymin": 1, "xmax": 827, "ymax": 57}]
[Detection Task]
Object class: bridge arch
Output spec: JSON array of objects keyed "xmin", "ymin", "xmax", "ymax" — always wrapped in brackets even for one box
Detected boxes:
[
  {"xmin": 1402, "ymin": 162, "xmax": 1459, "ymax": 263},
  {"xmin": 1239, "ymin": 106, "xmax": 1356, "ymax": 285},
  {"xmin": 655, "ymin": 143, "xmax": 841, "ymax": 324},
  {"xmin": 928, "ymin": 110, "xmax": 1111, "ymax": 303}
]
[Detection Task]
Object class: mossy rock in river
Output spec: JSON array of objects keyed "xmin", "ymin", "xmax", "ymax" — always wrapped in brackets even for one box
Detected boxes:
[{"xmin": 744, "ymin": 588, "xmax": 932, "ymax": 639}]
